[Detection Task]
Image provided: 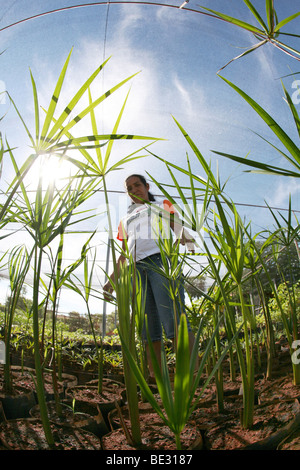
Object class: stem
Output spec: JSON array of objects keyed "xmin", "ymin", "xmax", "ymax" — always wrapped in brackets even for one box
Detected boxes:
[
  {"xmin": 51, "ymin": 297, "xmax": 63, "ymax": 417},
  {"xmin": 32, "ymin": 245, "xmax": 55, "ymax": 448},
  {"xmin": 86, "ymin": 302, "xmax": 103, "ymax": 394},
  {"xmin": 204, "ymin": 242, "xmax": 248, "ymax": 403},
  {"xmin": 175, "ymin": 433, "xmax": 182, "ymax": 450},
  {"xmin": 257, "ymin": 279, "xmax": 276, "ymax": 380},
  {"xmin": 238, "ymin": 284, "xmax": 254, "ymax": 429},
  {"xmin": 98, "ymin": 344, "xmax": 103, "ymax": 394},
  {"xmin": 223, "ymin": 309, "xmax": 236, "ymax": 382},
  {"xmin": 213, "ymin": 306, "xmax": 224, "ymax": 412}
]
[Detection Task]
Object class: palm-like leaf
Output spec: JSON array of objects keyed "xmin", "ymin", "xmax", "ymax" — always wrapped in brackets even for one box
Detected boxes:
[
  {"xmin": 11, "ymin": 170, "xmax": 97, "ymax": 249},
  {"xmin": 198, "ymin": 0, "xmax": 300, "ymax": 70},
  {"xmin": 8, "ymin": 49, "xmax": 151, "ymax": 190}
]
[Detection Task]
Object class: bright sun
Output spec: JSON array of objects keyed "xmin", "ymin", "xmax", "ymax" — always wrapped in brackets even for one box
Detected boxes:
[{"xmin": 28, "ymin": 155, "xmax": 75, "ymax": 190}]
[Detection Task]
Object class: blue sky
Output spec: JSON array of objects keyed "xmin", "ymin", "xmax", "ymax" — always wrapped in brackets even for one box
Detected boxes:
[{"xmin": 0, "ymin": 0, "xmax": 300, "ymax": 318}]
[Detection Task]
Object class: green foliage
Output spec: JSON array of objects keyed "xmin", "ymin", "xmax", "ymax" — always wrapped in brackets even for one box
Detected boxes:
[
  {"xmin": 0, "ymin": 47, "xmax": 159, "ymax": 447},
  {"xmin": 1, "ymin": 2, "xmax": 300, "ymax": 444},
  {"xmin": 268, "ymin": 281, "xmax": 300, "ymax": 324},
  {"xmin": 199, "ymin": 0, "xmax": 300, "ymax": 71},
  {"xmin": 213, "ymin": 77, "xmax": 300, "ymax": 178}
]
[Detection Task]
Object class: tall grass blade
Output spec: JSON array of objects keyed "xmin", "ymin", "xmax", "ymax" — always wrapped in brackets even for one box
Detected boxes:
[
  {"xmin": 211, "ymin": 151, "xmax": 300, "ymax": 177},
  {"xmin": 265, "ymin": 0, "xmax": 275, "ymax": 34},
  {"xmin": 46, "ymin": 57, "xmax": 110, "ymax": 143},
  {"xmin": 40, "ymin": 49, "xmax": 73, "ymax": 145},
  {"xmin": 88, "ymin": 87, "xmax": 103, "ymax": 172},
  {"xmin": 215, "ymin": 76, "xmax": 300, "ymax": 175},
  {"xmin": 274, "ymin": 11, "xmax": 300, "ymax": 32},
  {"xmin": 244, "ymin": 0, "xmax": 268, "ymax": 32},
  {"xmin": 55, "ymin": 72, "xmax": 140, "ymax": 141},
  {"xmin": 198, "ymin": 4, "xmax": 264, "ymax": 35},
  {"xmin": 6, "ymin": 91, "xmax": 35, "ymax": 148},
  {"xmin": 217, "ymin": 40, "xmax": 267, "ymax": 72},
  {"xmin": 30, "ymin": 70, "xmax": 40, "ymax": 145}
]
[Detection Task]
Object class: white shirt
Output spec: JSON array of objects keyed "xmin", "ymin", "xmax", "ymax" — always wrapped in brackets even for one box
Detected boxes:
[{"xmin": 117, "ymin": 199, "xmax": 176, "ymax": 262}]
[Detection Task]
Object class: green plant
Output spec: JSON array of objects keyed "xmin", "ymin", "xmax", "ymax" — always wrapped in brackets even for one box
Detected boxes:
[
  {"xmin": 120, "ymin": 309, "xmax": 239, "ymax": 449},
  {"xmin": 3, "ymin": 245, "xmax": 32, "ymax": 394},
  {"xmin": 146, "ymin": 119, "xmax": 262, "ymax": 428},
  {"xmin": 151, "ymin": 210, "xmax": 190, "ymax": 345},
  {"xmin": 267, "ymin": 202, "xmax": 300, "ymax": 377},
  {"xmin": 213, "ymin": 77, "xmax": 300, "ymax": 178},
  {"xmin": 68, "ymin": 81, "xmax": 160, "ymax": 446},
  {"xmin": 207, "ymin": 196, "xmax": 256, "ymax": 428},
  {"xmin": 11, "ymin": 170, "xmax": 97, "ymax": 445},
  {"xmin": 4, "ymin": 47, "xmax": 158, "ymax": 447},
  {"xmin": 39, "ymin": 230, "xmax": 96, "ymax": 413},
  {"xmin": 200, "ymin": 74, "xmax": 300, "ymax": 381},
  {"xmin": 199, "ymin": 0, "xmax": 300, "ymax": 71},
  {"xmin": 268, "ymin": 281, "xmax": 300, "ymax": 325},
  {"xmin": 65, "ymin": 244, "xmax": 106, "ymax": 393},
  {"xmin": 103, "ymin": 349, "xmax": 123, "ymax": 371},
  {"xmin": 242, "ymin": 233, "xmax": 278, "ymax": 379}
]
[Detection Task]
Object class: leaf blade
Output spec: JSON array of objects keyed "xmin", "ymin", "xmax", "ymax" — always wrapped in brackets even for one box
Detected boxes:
[
  {"xmin": 40, "ymin": 49, "xmax": 73, "ymax": 145},
  {"xmin": 219, "ymin": 75, "xmax": 300, "ymax": 167}
]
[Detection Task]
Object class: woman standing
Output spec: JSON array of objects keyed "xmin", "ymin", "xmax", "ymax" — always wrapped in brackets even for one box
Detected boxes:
[{"xmin": 103, "ymin": 174, "xmax": 197, "ymax": 379}]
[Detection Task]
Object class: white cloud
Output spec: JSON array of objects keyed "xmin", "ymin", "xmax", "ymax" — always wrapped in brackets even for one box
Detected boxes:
[
  {"xmin": 266, "ymin": 177, "xmax": 300, "ymax": 208},
  {"xmin": 116, "ymin": 5, "xmax": 145, "ymax": 36},
  {"xmin": 173, "ymin": 74, "xmax": 193, "ymax": 114}
]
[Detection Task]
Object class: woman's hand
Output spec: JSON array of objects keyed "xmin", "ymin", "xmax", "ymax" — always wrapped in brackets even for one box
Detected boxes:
[
  {"xmin": 102, "ymin": 250, "xmax": 127, "ymax": 301},
  {"xmin": 180, "ymin": 229, "xmax": 195, "ymax": 254},
  {"xmin": 103, "ymin": 280, "xmax": 114, "ymax": 301},
  {"xmin": 171, "ymin": 217, "xmax": 196, "ymax": 254}
]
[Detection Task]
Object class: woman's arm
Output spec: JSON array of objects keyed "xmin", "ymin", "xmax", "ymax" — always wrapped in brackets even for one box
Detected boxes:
[{"xmin": 170, "ymin": 213, "xmax": 195, "ymax": 253}]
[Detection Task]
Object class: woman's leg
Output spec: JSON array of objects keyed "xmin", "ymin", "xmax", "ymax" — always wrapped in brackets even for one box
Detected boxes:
[
  {"xmin": 136, "ymin": 263, "xmax": 162, "ymax": 378},
  {"xmin": 145, "ymin": 256, "xmax": 199, "ymax": 369},
  {"xmin": 138, "ymin": 255, "xmax": 199, "ymax": 377}
]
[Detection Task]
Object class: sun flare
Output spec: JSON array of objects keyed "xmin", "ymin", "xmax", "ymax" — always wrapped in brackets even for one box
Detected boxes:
[{"xmin": 28, "ymin": 155, "xmax": 75, "ymax": 190}]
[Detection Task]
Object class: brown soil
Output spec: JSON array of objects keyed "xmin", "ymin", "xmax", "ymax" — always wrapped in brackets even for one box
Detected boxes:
[
  {"xmin": 0, "ymin": 418, "xmax": 102, "ymax": 450},
  {"xmin": 102, "ymin": 349, "xmax": 300, "ymax": 451},
  {"xmin": 30, "ymin": 400, "xmax": 98, "ymax": 426},
  {"xmin": 192, "ymin": 372, "xmax": 300, "ymax": 450},
  {"xmin": 0, "ymin": 366, "xmax": 76, "ymax": 396},
  {"xmin": 65, "ymin": 380, "xmax": 124, "ymax": 405},
  {"xmin": 1, "ymin": 343, "xmax": 300, "ymax": 450},
  {"xmin": 103, "ymin": 402, "xmax": 202, "ymax": 450}
]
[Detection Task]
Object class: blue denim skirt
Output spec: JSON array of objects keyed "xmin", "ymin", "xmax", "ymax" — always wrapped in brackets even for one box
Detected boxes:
[{"xmin": 136, "ymin": 253, "xmax": 190, "ymax": 342}]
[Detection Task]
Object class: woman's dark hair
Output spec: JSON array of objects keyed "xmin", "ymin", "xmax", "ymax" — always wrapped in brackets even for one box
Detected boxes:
[{"xmin": 125, "ymin": 174, "xmax": 156, "ymax": 201}]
